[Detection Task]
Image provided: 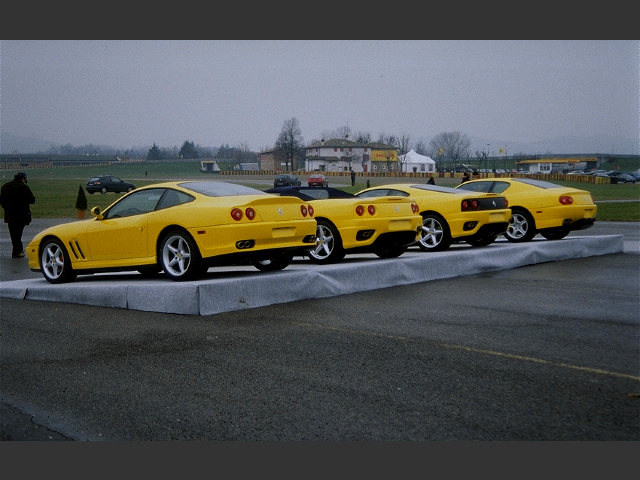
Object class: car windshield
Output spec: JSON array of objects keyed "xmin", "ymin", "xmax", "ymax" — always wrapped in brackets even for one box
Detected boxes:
[{"xmin": 178, "ymin": 181, "xmax": 267, "ymax": 197}]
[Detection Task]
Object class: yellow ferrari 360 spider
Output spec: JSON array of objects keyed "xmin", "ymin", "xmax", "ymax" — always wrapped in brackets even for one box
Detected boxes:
[
  {"xmin": 27, "ymin": 181, "xmax": 318, "ymax": 283},
  {"xmin": 455, "ymin": 178, "xmax": 597, "ymax": 242},
  {"xmin": 356, "ymin": 183, "xmax": 511, "ymax": 251},
  {"xmin": 265, "ymin": 186, "xmax": 422, "ymax": 263}
]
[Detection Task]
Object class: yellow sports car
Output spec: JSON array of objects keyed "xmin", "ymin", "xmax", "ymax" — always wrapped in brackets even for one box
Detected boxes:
[
  {"xmin": 266, "ymin": 186, "xmax": 422, "ymax": 263},
  {"xmin": 27, "ymin": 181, "xmax": 318, "ymax": 283},
  {"xmin": 455, "ymin": 178, "xmax": 597, "ymax": 242},
  {"xmin": 356, "ymin": 183, "xmax": 511, "ymax": 251}
]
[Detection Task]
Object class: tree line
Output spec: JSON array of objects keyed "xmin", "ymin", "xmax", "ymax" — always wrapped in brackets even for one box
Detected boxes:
[{"xmin": 42, "ymin": 117, "xmax": 509, "ymax": 172}]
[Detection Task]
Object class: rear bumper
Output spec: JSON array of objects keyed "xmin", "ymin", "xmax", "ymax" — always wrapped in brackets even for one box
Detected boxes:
[
  {"xmin": 565, "ymin": 217, "xmax": 595, "ymax": 231},
  {"xmin": 456, "ymin": 222, "xmax": 509, "ymax": 242}
]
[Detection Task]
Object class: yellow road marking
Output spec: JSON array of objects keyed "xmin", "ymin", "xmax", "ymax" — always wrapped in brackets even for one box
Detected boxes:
[{"xmin": 293, "ymin": 322, "xmax": 640, "ymax": 382}]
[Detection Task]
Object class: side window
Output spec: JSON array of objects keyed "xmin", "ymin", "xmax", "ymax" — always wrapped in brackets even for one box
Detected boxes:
[
  {"xmin": 388, "ymin": 189, "xmax": 410, "ymax": 197},
  {"xmin": 357, "ymin": 189, "xmax": 391, "ymax": 198},
  {"xmin": 105, "ymin": 189, "xmax": 164, "ymax": 218},
  {"xmin": 156, "ymin": 189, "xmax": 194, "ymax": 210},
  {"xmin": 459, "ymin": 182, "xmax": 491, "ymax": 193},
  {"xmin": 491, "ymin": 182, "xmax": 510, "ymax": 194}
]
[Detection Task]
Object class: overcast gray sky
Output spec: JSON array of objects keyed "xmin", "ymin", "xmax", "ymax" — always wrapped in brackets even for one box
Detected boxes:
[{"xmin": 1, "ymin": 40, "xmax": 638, "ymax": 153}]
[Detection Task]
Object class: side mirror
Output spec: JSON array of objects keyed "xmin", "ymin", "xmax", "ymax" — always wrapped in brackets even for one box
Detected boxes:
[{"xmin": 90, "ymin": 206, "xmax": 104, "ymax": 220}]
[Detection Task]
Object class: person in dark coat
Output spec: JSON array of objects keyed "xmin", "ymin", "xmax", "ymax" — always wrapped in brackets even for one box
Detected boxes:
[{"xmin": 1, "ymin": 172, "xmax": 36, "ymax": 258}]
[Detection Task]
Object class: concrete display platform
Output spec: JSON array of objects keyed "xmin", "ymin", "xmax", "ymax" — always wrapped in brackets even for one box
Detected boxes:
[{"xmin": 0, "ymin": 235, "xmax": 623, "ymax": 316}]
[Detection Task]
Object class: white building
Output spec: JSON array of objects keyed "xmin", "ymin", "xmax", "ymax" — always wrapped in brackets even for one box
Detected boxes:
[
  {"xmin": 304, "ymin": 139, "xmax": 398, "ymax": 173},
  {"xmin": 398, "ymin": 149, "xmax": 436, "ymax": 173}
]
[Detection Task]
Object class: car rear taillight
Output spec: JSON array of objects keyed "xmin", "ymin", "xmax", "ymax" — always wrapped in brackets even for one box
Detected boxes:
[
  {"xmin": 301, "ymin": 205, "xmax": 308, "ymax": 216},
  {"xmin": 245, "ymin": 207, "xmax": 256, "ymax": 220},
  {"xmin": 461, "ymin": 199, "xmax": 479, "ymax": 211},
  {"xmin": 231, "ymin": 208, "xmax": 243, "ymax": 221},
  {"xmin": 356, "ymin": 205, "xmax": 365, "ymax": 216},
  {"xmin": 367, "ymin": 205, "xmax": 376, "ymax": 215},
  {"xmin": 504, "ymin": 198, "xmax": 508, "ymax": 208},
  {"xmin": 308, "ymin": 205, "xmax": 314, "ymax": 217},
  {"xmin": 411, "ymin": 202, "xmax": 419, "ymax": 214},
  {"xmin": 559, "ymin": 195, "xmax": 573, "ymax": 205}
]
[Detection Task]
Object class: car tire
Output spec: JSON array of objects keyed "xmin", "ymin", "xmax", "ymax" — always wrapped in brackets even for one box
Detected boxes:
[
  {"xmin": 540, "ymin": 228, "xmax": 570, "ymax": 240},
  {"xmin": 101, "ymin": 187, "xmax": 108, "ymax": 194},
  {"xmin": 252, "ymin": 253, "xmax": 293, "ymax": 272},
  {"xmin": 418, "ymin": 213, "xmax": 452, "ymax": 251},
  {"xmin": 40, "ymin": 237, "xmax": 77, "ymax": 284},
  {"xmin": 308, "ymin": 219, "xmax": 345, "ymax": 264},
  {"xmin": 466, "ymin": 235, "xmax": 498, "ymax": 247},
  {"xmin": 159, "ymin": 230, "xmax": 203, "ymax": 281},
  {"xmin": 505, "ymin": 209, "xmax": 536, "ymax": 242}
]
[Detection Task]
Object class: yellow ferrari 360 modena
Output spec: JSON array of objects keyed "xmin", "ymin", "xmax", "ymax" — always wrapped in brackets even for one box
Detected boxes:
[
  {"xmin": 356, "ymin": 183, "xmax": 511, "ymax": 251},
  {"xmin": 266, "ymin": 186, "xmax": 422, "ymax": 263},
  {"xmin": 455, "ymin": 178, "xmax": 597, "ymax": 242},
  {"xmin": 27, "ymin": 181, "xmax": 318, "ymax": 283}
]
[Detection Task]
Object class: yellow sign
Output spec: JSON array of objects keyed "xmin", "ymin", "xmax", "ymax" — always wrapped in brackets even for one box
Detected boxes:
[{"xmin": 371, "ymin": 149, "xmax": 398, "ymax": 162}]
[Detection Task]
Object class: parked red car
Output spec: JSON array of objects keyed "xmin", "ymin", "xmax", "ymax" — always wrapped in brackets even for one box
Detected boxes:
[{"xmin": 308, "ymin": 174, "xmax": 328, "ymax": 187}]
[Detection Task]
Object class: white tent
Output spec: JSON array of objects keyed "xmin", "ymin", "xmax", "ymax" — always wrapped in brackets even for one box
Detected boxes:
[{"xmin": 399, "ymin": 149, "xmax": 436, "ymax": 173}]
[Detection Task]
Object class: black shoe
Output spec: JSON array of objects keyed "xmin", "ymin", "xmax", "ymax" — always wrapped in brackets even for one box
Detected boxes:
[{"xmin": 12, "ymin": 251, "xmax": 25, "ymax": 258}]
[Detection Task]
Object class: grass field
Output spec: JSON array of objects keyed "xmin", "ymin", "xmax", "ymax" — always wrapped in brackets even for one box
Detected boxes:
[{"xmin": 3, "ymin": 162, "xmax": 638, "ymax": 221}]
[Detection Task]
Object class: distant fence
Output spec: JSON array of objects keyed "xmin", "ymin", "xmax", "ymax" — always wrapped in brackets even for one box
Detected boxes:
[{"xmin": 220, "ymin": 169, "xmax": 613, "ymax": 184}]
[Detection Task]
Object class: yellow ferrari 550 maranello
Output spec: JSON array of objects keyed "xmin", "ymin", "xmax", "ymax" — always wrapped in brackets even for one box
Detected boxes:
[
  {"xmin": 27, "ymin": 181, "xmax": 318, "ymax": 283},
  {"xmin": 455, "ymin": 178, "xmax": 597, "ymax": 242},
  {"xmin": 265, "ymin": 186, "xmax": 422, "ymax": 263},
  {"xmin": 356, "ymin": 183, "xmax": 511, "ymax": 251}
]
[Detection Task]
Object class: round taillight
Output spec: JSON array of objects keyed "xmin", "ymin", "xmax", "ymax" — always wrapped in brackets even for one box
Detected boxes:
[
  {"xmin": 461, "ymin": 200, "xmax": 469, "ymax": 211},
  {"xmin": 471, "ymin": 200, "xmax": 479, "ymax": 210},
  {"xmin": 504, "ymin": 198, "xmax": 508, "ymax": 208},
  {"xmin": 356, "ymin": 205, "xmax": 365, "ymax": 216},
  {"xmin": 245, "ymin": 207, "xmax": 256, "ymax": 220},
  {"xmin": 411, "ymin": 202, "xmax": 419, "ymax": 214},
  {"xmin": 307, "ymin": 205, "xmax": 314, "ymax": 217},
  {"xmin": 300, "ymin": 205, "xmax": 308, "ymax": 216},
  {"xmin": 367, "ymin": 205, "xmax": 376, "ymax": 215},
  {"xmin": 231, "ymin": 208, "xmax": 243, "ymax": 221},
  {"xmin": 559, "ymin": 195, "xmax": 573, "ymax": 205}
]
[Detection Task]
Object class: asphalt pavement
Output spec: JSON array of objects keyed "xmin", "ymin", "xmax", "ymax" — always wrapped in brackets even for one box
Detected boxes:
[{"xmin": 0, "ymin": 220, "xmax": 638, "ymax": 443}]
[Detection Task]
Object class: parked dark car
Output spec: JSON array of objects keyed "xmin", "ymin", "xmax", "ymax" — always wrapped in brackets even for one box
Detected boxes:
[
  {"xmin": 273, "ymin": 174, "xmax": 301, "ymax": 188},
  {"xmin": 265, "ymin": 186, "xmax": 355, "ymax": 200},
  {"xmin": 610, "ymin": 173, "xmax": 636, "ymax": 184},
  {"xmin": 86, "ymin": 175, "xmax": 136, "ymax": 194}
]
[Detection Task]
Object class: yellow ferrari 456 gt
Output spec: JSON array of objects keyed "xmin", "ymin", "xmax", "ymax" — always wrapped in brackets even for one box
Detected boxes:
[
  {"xmin": 356, "ymin": 183, "xmax": 511, "ymax": 251},
  {"xmin": 27, "ymin": 181, "xmax": 318, "ymax": 283},
  {"xmin": 455, "ymin": 178, "xmax": 597, "ymax": 242},
  {"xmin": 266, "ymin": 186, "xmax": 422, "ymax": 263}
]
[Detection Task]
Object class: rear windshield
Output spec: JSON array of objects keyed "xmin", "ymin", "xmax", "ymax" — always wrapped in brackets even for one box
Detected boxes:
[
  {"xmin": 178, "ymin": 181, "xmax": 267, "ymax": 197},
  {"xmin": 511, "ymin": 178, "xmax": 561, "ymax": 189}
]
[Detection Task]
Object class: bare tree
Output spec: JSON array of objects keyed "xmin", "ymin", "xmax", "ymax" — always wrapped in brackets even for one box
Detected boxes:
[
  {"xmin": 275, "ymin": 117, "xmax": 304, "ymax": 171},
  {"xmin": 414, "ymin": 140, "xmax": 428, "ymax": 156},
  {"xmin": 429, "ymin": 132, "xmax": 471, "ymax": 171},
  {"xmin": 354, "ymin": 131, "xmax": 371, "ymax": 144},
  {"xmin": 397, "ymin": 134, "xmax": 411, "ymax": 172},
  {"xmin": 321, "ymin": 125, "xmax": 352, "ymax": 141}
]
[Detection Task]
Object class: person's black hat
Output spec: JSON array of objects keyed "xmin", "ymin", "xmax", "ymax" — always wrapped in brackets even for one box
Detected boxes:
[{"xmin": 14, "ymin": 172, "xmax": 27, "ymax": 182}]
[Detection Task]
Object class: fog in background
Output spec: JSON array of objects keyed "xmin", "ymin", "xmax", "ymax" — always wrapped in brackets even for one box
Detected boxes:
[{"xmin": 1, "ymin": 40, "xmax": 638, "ymax": 155}]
